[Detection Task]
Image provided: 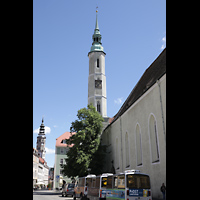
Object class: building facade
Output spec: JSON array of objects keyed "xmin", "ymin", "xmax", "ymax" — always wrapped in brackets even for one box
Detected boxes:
[
  {"xmin": 53, "ymin": 131, "xmax": 75, "ymax": 189},
  {"xmin": 33, "ymin": 148, "xmax": 39, "ymax": 186},
  {"xmin": 33, "ymin": 148, "xmax": 49, "ymax": 187},
  {"xmin": 33, "ymin": 119, "xmax": 49, "ymax": 187},
  {"xmin": 101, "ymin": 49, "xmax": 166, "ymax": 199},
  {"xmin": 38, "ymin": 157, "xmax": 49, "ymax": 186}
]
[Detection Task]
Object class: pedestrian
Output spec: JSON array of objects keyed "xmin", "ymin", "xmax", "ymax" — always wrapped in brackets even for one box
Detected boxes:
[
  {"xmin": 62, "ymin": 180, "xmax": 66, "ymax": 189},
  {"xmin": 160, "ymin": 183, "xmax": 166, "ymax": 199}
]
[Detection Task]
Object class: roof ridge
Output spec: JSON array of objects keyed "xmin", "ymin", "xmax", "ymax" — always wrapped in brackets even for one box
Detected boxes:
[{"xmin": 106, "ymin": 48, "xmax": 166, "ymax": 128}]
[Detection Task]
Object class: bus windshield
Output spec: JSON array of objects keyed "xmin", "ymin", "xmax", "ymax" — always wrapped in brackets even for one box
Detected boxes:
[{"xmin": 127, "ymin": 174, "xmax": 150, "ymax": 189}]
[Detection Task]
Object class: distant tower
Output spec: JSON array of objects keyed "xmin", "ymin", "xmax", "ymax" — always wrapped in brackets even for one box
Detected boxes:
[
  {"xmin": 36, "ymin": 118, "xmax": 46, "ymax": 159},
  {"xmin": 88, "ymin": 9, "xmax": 107, "ymax": 118}
]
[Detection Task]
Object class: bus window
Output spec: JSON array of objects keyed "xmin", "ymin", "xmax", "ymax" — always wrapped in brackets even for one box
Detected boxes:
[
  {"xmin": 138, "ymin": 175, "xmax": 150, "ymax": 189},
  {"xmin": 87, "ymin": 178, "xmax": 92, "ymax": 187},
  {"xmin": 92, "ymin": 178, "xmax": 96, "ymax": 187},
  {"xmin": 101, "ymin": 177, "xmax": 107, "ymax": 188},
  {"xmin": 127, "ymin": 175, "xmax": 136, "ymax": 188},
  {"xmin": 114, "ymin": 176, "xmax": 118, "ymax": 188},
  {"xmin": 96, "ymin": 177, "xmax": 100, "ymax": 188},
  {"xmin": 127, "ymin": 175, "xmax": 150, "ymax": 189},
  {"xmin": 107, "ymin": 176, "xmax": 112, "ymax": 189},
  {"xmin": 79, "ymin": 178, "xmax": 85, "ymax": 187},
  {"xmin": 117, "ymin": 175, "xmax": 125, "ymax": 189}
]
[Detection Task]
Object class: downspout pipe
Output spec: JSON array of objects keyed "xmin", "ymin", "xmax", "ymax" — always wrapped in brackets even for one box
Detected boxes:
[{"xmin": 157, "ymin": 79, "xmax": 166, "ymax": 144}]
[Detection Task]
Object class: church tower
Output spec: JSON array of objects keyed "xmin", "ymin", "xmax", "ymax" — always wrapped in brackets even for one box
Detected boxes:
[
  {"xmin": 36, "ymin": 118, "xmax": 46, "ymax": 159},
  {"xmin": 88, "ymin": 9, "xmax": 107, "ymax": 118}
]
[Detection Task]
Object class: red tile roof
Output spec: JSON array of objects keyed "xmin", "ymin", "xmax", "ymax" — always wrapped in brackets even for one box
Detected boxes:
[
  {"xmin": 39, "ymin": 157, "xmax": 45, "ymax": 164},
  {"xmin": 109, "ymin": 117, "xmax": 114, "ymax": 124},
  {"xmin": 56, "ymin": 131, "xmax": 76, "ymax": 147}
]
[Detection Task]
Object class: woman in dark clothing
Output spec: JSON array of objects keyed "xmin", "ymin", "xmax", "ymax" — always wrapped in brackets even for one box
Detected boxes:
[{"xmin": 160, "ymin": 183, "xmax": 166, "ymax": 199}]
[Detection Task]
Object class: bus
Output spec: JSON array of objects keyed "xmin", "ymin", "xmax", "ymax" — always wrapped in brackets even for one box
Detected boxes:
[
  {"xmin": 106, "ymin": 170, "xmax": 151, "ymax": 200},
  {"xmin": 87, "ymin": 173, "xmax": 113, "ymax": 200},
  {"xmin": 74, "ymin": 175, "xmax": 96, "ymax": 200}
]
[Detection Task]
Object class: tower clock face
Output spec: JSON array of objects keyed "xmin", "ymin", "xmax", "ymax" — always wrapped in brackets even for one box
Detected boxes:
[{"xmin": 95, "ymin": 80, "xmax": 102, "ymax": 89}]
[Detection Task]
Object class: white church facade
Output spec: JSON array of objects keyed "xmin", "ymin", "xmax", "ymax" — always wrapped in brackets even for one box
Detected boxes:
[
  {"xmin": 101, "ymin": 49, "xmax": 166, "ymax": 199},
  {"xmin": 86, "ymin": 10, "xmax": 166, "ymax": 199}
]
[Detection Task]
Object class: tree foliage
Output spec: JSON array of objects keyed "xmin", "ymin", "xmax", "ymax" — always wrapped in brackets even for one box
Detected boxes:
[{"xmin": 62, "ymin": 104, "xmax": 105, "ymax": 178}]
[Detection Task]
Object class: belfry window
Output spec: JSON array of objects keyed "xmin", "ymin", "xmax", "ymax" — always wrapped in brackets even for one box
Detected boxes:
[
  {"xmin": 97, "ymin": 59, "xmax": 99, "ymax": 68},
  {"xmin": 97, "ymin": 101, "xmax": 101, "ymax": 113}
]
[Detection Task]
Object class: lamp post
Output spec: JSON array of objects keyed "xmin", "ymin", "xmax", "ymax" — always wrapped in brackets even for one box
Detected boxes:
[{"xmin": 87, "ymin": 168, "xmax": 91, "ymax": 175}]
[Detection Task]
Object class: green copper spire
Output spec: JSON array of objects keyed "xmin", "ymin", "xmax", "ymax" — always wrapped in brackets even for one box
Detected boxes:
[{"xmin": 89, "ymin": 9, "xmax": 104, "ymax": 53}]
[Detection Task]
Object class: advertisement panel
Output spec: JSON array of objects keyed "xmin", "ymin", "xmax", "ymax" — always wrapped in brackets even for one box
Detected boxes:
[
  {"xmin": 106, "ymin": 189, "xmax": 125, "ymax": 199},
  {"xmin": 129, "ymin": 189, "xmax": 148, "ymax": 197}
]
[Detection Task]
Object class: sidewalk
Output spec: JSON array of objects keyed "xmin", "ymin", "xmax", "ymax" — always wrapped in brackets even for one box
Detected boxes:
[{"xmin": 33, "ymin": 189, "xmax": 61, "ymax": 195}]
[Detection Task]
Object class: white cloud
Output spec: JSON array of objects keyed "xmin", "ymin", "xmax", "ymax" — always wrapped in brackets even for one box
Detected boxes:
[
  {"xmin": 161, "ymin": 44, "xmax": 165, "ymax": 50},
  {"xmin": 114, "ymin": 97, "xmax": 124, "ymax": 105},
  {"xmin": 162, "ymin": 36, "xmax": 166, "ymax": 42},
  {"xmin": 45, "ymin": 147, "xmax": 55, "ymax": 154},
  {"xmin": 33, "ymin": 126, "xmax": 51, "ymax": 134},
  {"xmin": 161, "ymin": 36, "xmax": 166, "ymax": 50},
  {"xmin": 33, "ymin": 128, "xmax": 40, "ymax": 134}
]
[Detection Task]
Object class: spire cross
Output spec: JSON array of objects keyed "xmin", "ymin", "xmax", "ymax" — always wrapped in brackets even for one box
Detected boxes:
[{"xmin": 96, "ymin": 6, "xmax": 98, "ymax": 12}]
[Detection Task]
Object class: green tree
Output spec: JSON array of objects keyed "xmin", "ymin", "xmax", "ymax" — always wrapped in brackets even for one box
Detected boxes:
[
  {"xmin": 62, "ymin": 104, "xmax": 104, "ymax": 178},
  {"xmin": 89, "ymin": 140, "xmax": 107, "ymax": 175}
]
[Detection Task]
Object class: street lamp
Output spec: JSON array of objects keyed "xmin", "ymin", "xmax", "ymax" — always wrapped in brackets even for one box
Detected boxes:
[{"xmin": 87, "ymin": 168, "xmax": 91, "ymax": 175}]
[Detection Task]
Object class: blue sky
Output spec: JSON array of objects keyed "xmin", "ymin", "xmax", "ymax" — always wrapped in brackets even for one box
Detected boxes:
[{"xmin": 33, "ymin": 0, "xmax": 166, "ymax": 167}]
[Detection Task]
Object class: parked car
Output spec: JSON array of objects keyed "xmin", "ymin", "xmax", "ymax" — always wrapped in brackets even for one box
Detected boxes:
[{"xmin": 62, "ymin": 183, "xmax": 75, "ymax": 197}]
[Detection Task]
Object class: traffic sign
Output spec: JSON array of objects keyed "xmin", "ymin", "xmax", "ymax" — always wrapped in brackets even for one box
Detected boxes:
[
  {"xmin": 56, "ymin": 175, "xmax": 59, "ymax": 179},
  {"xmin": 56, "ymin": 175, "xmax": 59, "ymax": 182}
]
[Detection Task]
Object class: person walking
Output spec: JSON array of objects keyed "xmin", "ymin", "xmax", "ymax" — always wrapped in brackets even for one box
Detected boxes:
[{"xmin": 160, "ymin": 183, "xmax": 166, "ymax": 199}]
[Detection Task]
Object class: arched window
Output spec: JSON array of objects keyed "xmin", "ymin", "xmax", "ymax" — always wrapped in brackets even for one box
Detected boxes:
[
  {"xmin": 97, "ymin": 101, "xmax": 101, "ymax": 113},
  {"xmin": 125, "ymin": 132, "xmax": 130, "ymax": 168},
  {"xmin": 115, "ymin": 138, "xmax": 119, "ymax": 170},
  {"xmin": 149, "ymin": 114, "xmax": 160, "ymax": 163},
  {"xmin": 136, "ymin": 124, "xmax": 142, "ymax": 166}
]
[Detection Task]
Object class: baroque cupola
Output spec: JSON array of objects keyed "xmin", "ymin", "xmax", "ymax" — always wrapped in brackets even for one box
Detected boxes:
[{"xmin": 36, "ymin": 118, "xmax": 46, "ymax": 159}]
